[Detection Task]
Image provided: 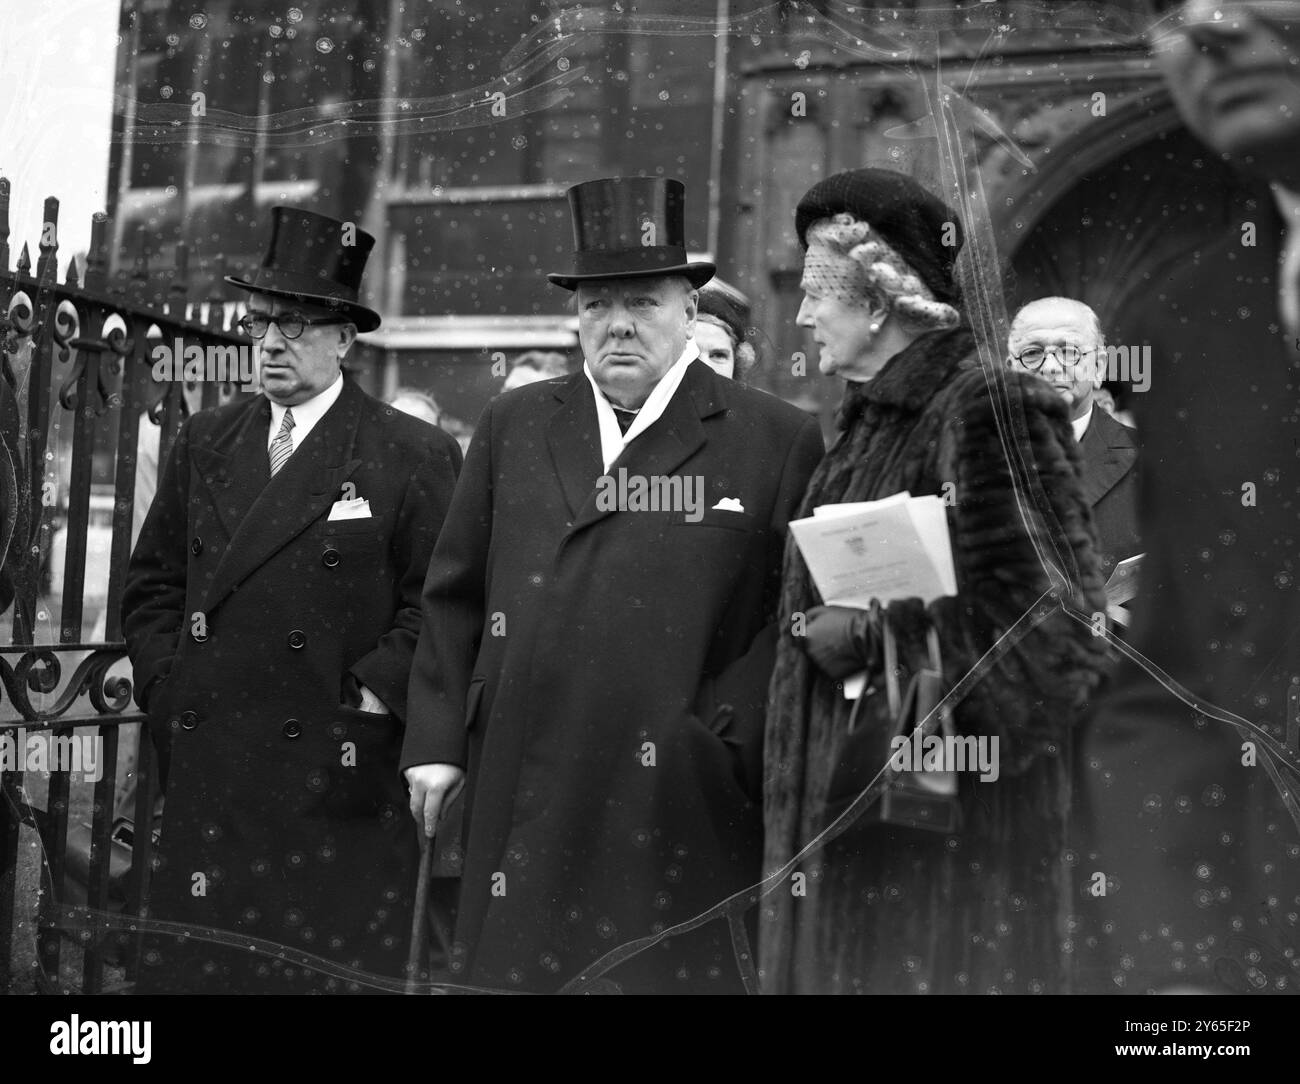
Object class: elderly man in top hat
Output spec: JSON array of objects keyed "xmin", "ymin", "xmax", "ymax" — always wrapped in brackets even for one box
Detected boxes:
[
  {"xmin": 1076, "ymin": 0, "xmax": 1300, "ymax": 994},
  {"xmin": 122, "ymin": 207, "xmax": 462, "ymax": 993},
  {"xmin": 401, "ymin": 177, "xmax": 824, "ymax": 994}
]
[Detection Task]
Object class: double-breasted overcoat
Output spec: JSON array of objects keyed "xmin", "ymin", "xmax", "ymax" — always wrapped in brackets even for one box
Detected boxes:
[{"xmin": 124, "ymin": 376, "xmax": 461, "ymax": 993}]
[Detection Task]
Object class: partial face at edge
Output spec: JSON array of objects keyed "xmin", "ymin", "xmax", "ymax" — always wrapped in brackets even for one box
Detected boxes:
[
  {"xmin": 1152, "ymin": 0, "xmax": 1300, "ymax": 172},
  {"xmin": 694, "ymin": 320, "xmax": 736, "ymax": 379}
]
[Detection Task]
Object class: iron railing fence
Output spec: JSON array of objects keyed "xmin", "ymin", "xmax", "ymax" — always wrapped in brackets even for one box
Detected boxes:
[{"xmin": 0, "ymin": 177, "xmax": 252, "ymax": 993}]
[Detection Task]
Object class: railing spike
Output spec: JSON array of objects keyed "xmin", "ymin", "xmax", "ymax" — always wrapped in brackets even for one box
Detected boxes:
[
  {"xmin": 167, "ymin": 241, "xmax": 189, "ymax": 316},
  {"xmin": 131, "ymin": 226, "xmax": 150, "ymax": 304},
  {"xmin": 0, "ymin": 176, "xmax": 10, "ymax": 272},
  {"xmin": 17, "ymin": 240, "xmax": 31, "ymax": 274},
  {"xmin": 37, "ymin": 196, "xmax": 60, "ymax": 283},
  {"xmin": 85, "ymin": 212, "xmax": 109, "ymax": 292},
  {"xmin": 65, "ymin": 255, "xmax": 80, "ymax": 288}
]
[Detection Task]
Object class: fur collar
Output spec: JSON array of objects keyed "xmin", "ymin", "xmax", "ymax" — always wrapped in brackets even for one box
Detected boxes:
[{"xmin": 836, "ymin": 326, "xmax": 975, "ymax": 430}]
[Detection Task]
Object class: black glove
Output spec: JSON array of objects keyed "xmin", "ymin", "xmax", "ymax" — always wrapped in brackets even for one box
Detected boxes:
[{"xmin": 800, "ymin": 605, "xmax": 879, "ymax": 679}]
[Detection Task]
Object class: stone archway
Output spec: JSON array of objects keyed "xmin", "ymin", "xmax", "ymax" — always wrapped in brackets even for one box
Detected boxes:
[{"xmin": 1003, "ymin": 93, "xmax": 1251, "ymax": 365}]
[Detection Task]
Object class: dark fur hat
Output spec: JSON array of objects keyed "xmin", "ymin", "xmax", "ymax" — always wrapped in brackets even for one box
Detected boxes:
[{"xmin": 795, "ymin": 168, "xmax": 963, "ymax": 308}]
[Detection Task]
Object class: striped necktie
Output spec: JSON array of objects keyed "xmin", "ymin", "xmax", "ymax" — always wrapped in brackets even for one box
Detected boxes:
[{"xmin": 269, "ymin": 408, "xmax": 296, "ymax": 476}]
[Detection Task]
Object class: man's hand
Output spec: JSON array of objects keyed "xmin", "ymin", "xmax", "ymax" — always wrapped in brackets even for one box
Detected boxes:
[
  {"xmin": 357, "ymin": 683, "xmax": 389, "ymax": 714},
  {"xmin": 404, "ymin": 763, "xmax": 466, "ymax": 838}
]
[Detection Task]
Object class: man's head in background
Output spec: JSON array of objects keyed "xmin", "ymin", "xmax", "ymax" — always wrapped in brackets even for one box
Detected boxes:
[
  {"xmin": 388, "ymin": 387, "xmax": 441, "ymax": 427},
  {"xmin": 695, "ymin": 278, "xmax": 759, "ymax": 382},
  {"xmin": 1148, "ymin": 0, "xmax": 1300, "ymax": 185},
  {"xmin": 503, "ymin": 350, "xmax": 569, "ymax": 392},
  {"xmin": 1007, "ymin": 297, "xmax": 1106, "ymax": 422}
]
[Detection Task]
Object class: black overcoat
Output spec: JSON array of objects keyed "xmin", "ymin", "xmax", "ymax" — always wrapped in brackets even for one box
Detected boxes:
[
  {"xmin": 1078, "ymin": 191, "xmax": 1300, "ymax": 993},
  {"xmin": 1077, "ymin": 406, "xmax": 1141, "ymax": 579},
  {"xmin": 401, "ymin": 359, "xmax": 824, "ymax": 993},
  {"xmin": 123, "ymin": 376, "xmax": 461, "ymax": 993}
]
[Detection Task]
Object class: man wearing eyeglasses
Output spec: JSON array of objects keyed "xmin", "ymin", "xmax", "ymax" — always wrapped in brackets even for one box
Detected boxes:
[
  {"xmin": 1077, "ymin": 0, "xmax": 1300, "ymax": 995},
  {"xmin": 122, "ymin": 206, "xmax": 462, "ymax": 993},
  {"xmin": 1007, "ymin": 297, "xmax": 1140, "ymax": 580}
]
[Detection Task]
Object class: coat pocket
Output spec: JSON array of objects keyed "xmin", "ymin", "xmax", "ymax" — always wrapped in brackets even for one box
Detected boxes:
[
  {"xmin": 320, "ymin": 515, "xmax": 385, "ymax": 537},
  {"xmin": 464, "ymin": 675, "xmax": 487, "ymax": 731},
  {"xmin": 318, "ymin": 706, "xmax": 404, "ymax": 819},
  {"xmin": 670, "ymin": 508, "xmax": 758, "ymax": 532}
]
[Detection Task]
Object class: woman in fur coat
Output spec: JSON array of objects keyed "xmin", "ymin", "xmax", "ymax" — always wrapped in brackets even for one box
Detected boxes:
[{"xmin": 760, "ymin": 168, "xmax": 1111, "ymax": 994}]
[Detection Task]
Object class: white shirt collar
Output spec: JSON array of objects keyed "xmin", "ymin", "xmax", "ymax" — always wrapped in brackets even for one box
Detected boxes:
[
  {"xmin": 1072, "ymin": 405, "xmax": 1094, "ymax": 443},
  {"xmin": 268, "ymin": 371, "xmax": 344, "ymax": 452},
  {"xmin": 583, "ymin": 342, "xmax": 699, "ymax": 473}
]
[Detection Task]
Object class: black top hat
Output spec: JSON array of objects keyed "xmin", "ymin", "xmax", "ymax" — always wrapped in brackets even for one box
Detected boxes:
[
  {"xmin": 548, "ymin": 177, "xmax": 715, "ymax": 290},
  {"xmin": 225, "ymin": 206, "xmax": 382, "ymax": 332}
]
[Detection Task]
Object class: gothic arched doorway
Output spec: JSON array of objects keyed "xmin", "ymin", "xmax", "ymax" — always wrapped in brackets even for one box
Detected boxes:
[{"xmin": 1007, "ymin": 115, "xmax": 1253, "ymax": 406}]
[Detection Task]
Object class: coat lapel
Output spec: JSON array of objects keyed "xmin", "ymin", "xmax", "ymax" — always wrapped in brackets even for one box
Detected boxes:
[
  {"xmin": 1078, "ymin": 408, "xmax": 1137, "ymax": 507},
  {"xmin": 202, "ymin": 379, "xmax": 364, "ymax": 612},
  {"xmin": 569, "ymin": 360, "xmax": 724, "ymax": 532},
  {"xmin": 546, "ymin": 376, "xmax": 605, "ymax": 520},
  {"xmin": 191, "ymin": 397, "xmax": 272, "ymax": 541}
]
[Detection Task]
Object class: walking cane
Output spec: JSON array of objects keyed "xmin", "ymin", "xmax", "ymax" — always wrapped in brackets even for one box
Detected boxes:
[{"xmin": 405, "ymin": 830, "xmax": 434, "ymax": 994}]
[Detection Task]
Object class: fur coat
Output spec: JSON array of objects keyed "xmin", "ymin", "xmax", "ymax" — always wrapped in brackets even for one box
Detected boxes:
[{"xmin": 761, "ymin": 326, "xmax": 1110, "ymax": 994}]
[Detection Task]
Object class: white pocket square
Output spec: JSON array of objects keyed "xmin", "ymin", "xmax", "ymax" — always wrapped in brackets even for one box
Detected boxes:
[
  {"xmin": 712, "ymin": 497, "xmax": 745, "ymax": 513},
  {"xmin": 328, "ymin": 498, "xmax": 372, "ymax": 521}
]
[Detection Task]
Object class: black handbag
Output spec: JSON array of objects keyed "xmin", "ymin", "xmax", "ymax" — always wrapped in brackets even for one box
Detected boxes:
[{"xmin": 826, "ymin": 608, "xmax": 962, "ymax": 834}]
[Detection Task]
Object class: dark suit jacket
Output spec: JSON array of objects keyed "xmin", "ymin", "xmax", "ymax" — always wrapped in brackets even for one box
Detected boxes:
[
  {"xmin": 401, "ymin": 359, "xmax": 824, "ymax": 993},
  {"xmin": 1077, "ymin": 406, "xmax": 1140, "ymax": 579},
  {"xmin": 1077, "ymin": 191, "xmax": 1300, "ymax": 994},
  {"xmin": 122, "ymin": 375, "xmax": 462, "ymax": 992}
]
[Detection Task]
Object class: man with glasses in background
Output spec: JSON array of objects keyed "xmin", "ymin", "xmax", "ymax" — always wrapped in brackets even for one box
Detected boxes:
[
  {"xmin": 1007, "ymin": 297, "xmax": 1140, "ymax": 581},
  {"xmin": 1077, "ymin": 0, "xmax": 1300, "ymax": 994},
  {"xmin": 123, "ymin": 207, "xmax": 462, "ymax": 993}
]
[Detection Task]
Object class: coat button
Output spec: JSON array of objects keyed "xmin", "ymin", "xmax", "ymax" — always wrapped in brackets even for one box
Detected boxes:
[
  {"xmin": 288, "ymin": 629, "xmax": 307, "ymax": 650},
  {"xmin": 179, "ymin": 710, "xmax": 198, "ymax": 731},
  {"xmin": 322, "ymin": 548, "xmax": 341, "ymax": 568},
  {"xmin": 282, "ymin": 719, "xmax": 302, "ymax": 740},
  {"xmin": 191, "ymin": 537, "xmax": 203, "ymax": 555}
]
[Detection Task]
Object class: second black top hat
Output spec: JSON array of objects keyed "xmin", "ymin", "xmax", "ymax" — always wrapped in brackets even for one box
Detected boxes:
[{"xmin": 225, "ymin": 206, "xmax": 382, "ymax": 332}]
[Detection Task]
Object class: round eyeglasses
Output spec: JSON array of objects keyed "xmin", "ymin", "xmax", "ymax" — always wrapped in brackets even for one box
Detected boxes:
[
  {"xmin": 237, "ymin": 311, "xmax": 346, "ymax": 340},
  {"xmin": 1012, "ymin": 344, "xmax": 1095, "ymax": 371}
]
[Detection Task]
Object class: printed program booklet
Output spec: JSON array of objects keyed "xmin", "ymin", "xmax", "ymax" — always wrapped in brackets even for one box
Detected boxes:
[{"xmin": 789, "ymin": 491, "xmax": 957, "ymax": 698}]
